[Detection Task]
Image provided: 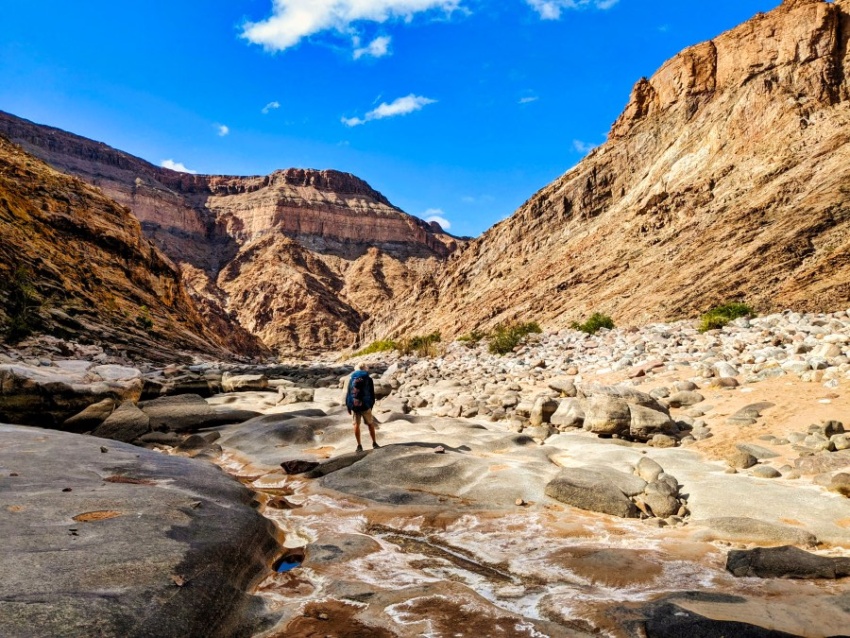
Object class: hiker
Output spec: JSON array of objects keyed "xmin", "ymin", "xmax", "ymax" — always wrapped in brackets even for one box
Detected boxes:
[{"xmin": 344, "ymin": 363, "xmax": 379, "ymax": 452}]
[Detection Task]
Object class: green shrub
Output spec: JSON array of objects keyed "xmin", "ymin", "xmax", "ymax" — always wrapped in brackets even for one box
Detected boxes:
[
  {"xmin": 488, "ymin": 321, "xmax": 542, "ymax": 355},
  {"xmin": 698, "ymin": 302, "xmax": 754, "ymax": 333},
  {"xmin": 458, "ymin": 329, "xmax": 486, "ymax": 347},
  {"xmin": 352, "ymin": 339, "xmax": 398, "ymax": 357},
  {"xmin": 571, "ymin": 312, "xmax": 615, "ymax": 335},
  {"xmin": 135, "ymin": 305, "xmax": 154, "ymax": 331},
  {"xmin": 399, "ymin": 331, "xmax": 442, "ymax": 357},
  {"xmin": 3, "ymin": 266, "xmax": 41, "ymax": 342},
  {"xmin": 352, "ymin": 332, "xmax": 442, "ymax": 358}
]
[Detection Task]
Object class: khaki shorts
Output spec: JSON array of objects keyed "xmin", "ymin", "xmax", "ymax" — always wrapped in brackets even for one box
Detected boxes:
[{"xmin": 352, "ymin": 409, "xmax": 374, "ymax": 426}]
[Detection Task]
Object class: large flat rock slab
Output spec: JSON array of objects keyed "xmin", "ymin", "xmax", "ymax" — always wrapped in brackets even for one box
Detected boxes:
[
  {"xmin": 0, "ymin": 424, "xmax": 279, "ymax": 638},
  {"xmin": 545, "ymin": 434, "xmax": 850, "ymax": 546}
]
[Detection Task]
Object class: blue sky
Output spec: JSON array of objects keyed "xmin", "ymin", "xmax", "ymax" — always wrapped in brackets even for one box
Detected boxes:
[{"xmin": 0, "ymin": 0, "xmax": 778, "ymax": 237}]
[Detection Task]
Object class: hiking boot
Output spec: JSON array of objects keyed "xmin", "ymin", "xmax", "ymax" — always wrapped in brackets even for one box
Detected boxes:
[
  {"xmin": 356, "ymin": 444, "xmax": 363, "ymax": 453},
  {"xmin": 372, "ymin": 442, "xmax": 380, "ymax": 449}
]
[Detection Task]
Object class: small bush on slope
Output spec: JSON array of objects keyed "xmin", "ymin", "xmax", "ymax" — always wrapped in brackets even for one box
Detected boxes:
[
  {"xmin": 571, "ymin": 313, "xmax": 615, "ymax": 335},
  {"xmin": 488, "ymin": 322, "xmax": 542, "ymax": 355},
  {"xmin": 699, "ymin": 302, "xmax": 755, "ymax": 333}
]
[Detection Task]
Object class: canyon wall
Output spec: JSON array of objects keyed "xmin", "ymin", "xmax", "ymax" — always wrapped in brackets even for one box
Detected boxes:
[
  {"xmin": 0, "ymin": 111, "xmax": 459, "ymax": 354},
  {"xmin": 366, "ymin": 0, "xmax": 850, "ymax": 342},
  {"xmin": 0, "ymin": 137, "xmax": 266, "ymax": 361}
]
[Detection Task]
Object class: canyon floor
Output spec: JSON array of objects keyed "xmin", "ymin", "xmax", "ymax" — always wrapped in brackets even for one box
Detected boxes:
[{"xmin": 2, "ymin": 311, "xmax": 850, "ymax": 637}]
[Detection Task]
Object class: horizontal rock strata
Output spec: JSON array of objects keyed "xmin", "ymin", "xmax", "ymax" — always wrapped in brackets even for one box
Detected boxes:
[
  {"xmin": 365, "ymin": 0, "xmax": 850, "ymax": 342},
  {"xmin": 0, "ymin": 111, "xmax": 460, "ymax": 354},
  {"xmin": 0, "ymin": 137, "xmax": 265, "ymax": 360}
]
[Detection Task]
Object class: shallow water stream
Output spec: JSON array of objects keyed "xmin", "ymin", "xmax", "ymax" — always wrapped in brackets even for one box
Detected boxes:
[{"xmin": 218, "ymin": 453, "xmax": 850, "ymax": 638}]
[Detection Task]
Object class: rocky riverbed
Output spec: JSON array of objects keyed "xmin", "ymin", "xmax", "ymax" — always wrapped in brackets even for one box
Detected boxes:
[{"xmin": 2, "ymin": 311, "xmax": 850, "ymax": 636}]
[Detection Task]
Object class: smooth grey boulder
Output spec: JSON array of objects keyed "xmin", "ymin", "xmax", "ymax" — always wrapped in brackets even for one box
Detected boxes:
[
  {"xmin": 373, "ymin": 381, "xmax": 393, "ymax": 400},
  {"xmin": 727, "ymin": 545, "xmax": 850, "ymax": 579},
  {"xmin": 713, "ymin": 362, "xmax": 739, "ymax": 378},
  {"xmin": 0, "ymin": 363, "xmax": 142, "ymax": 428},
  {"xmin": 710, "ymin": 377, "xmax": 740, "ymax": 389},
  {"xmin": 62, "ymin": 398, "xmax": 117, "ymax": 433},
  {"xmin": 692, "ymin": 517, "xmax": 818, "ymax": 547},
  {"xmin": 318, "ymin": 438, "xmax": 553, "ymax": 507},
  {"xmin": 221, "ymin": 373, "xmax": 268, "ymax": 393},
  {"xmin": 646, "ymin": 477, "xmax": 679, "ymax": 498},
  {"xmin": 639, "ymin": 597, "xmax": 802, "ymax": 638},
  {"xmin": 550, "ymin": 398, "xmax": 584, "ymax": 428},
  {"xmin": 582, "ymin": 465, "xmax": 647, "ymax": 497},
  {"xmin": 829, "ymin": 473, "xmax": 850, "ymax": 497},
  {"xmin": 831, "ymin": 434, "xmax": 850, "ymax": 451},
  {"xmin": 547, "ymin": 378, "xmax": 577, "ymax": 397},
  {"xmin": 629, "ymin": 404, "xmax": 676, "ymax": 441},
  {"xmin": 139, "ymin": 431, "xmax": 181, "ymax": 445},
  {"xmin": 580, "ymin": 384, "xmax": 666, "ymax": 411},
  {"xmin": 0, "ymin": 424, "xmax": 279, "ymax": 638},
  {"xmin": 728, "ymin": 450, "xmax": 758, "ymax": 469},
  {"xmin": 667, "ymin": 391, "xmax": 705, "ymax": 408},
  {"xmin": 583, "ymin": 396, "xmax": 631, "ymax": 436},
  {"xmin": 545, "ymin": 468, "xmax": 638, "ymax": 518},
  {"xmin": 636, "ymin": 457, "xmax": 664, "ymax": 483},
  {"xmin": 737, "ymin": 443, "xmax": 780, "ymax": 460},
  {"xmin": 92, "ymin": 402, "xmax": 150, "ymax": 443},
  {"xmin": 752, "ymin": 465, "xmax": 782, "ymax": 479},
  {"xmin": 733, "ymin": 402, "xmax": 776, "ymax": 420},
  {"xmin": 641, "ymin": 491, "xmax": 680, "ymax": 518},
  {"xmin": 530, "ymin": 396, "xmax": 559, "ymax": 426},
  {"xmin": 160, "ymin": 374, "xmax": 216, "ymax": 398},
  {"xmin": 277, "ymin": 388, "xmax": 316, "ymax": 405},
  {"xmin": 649, "ymin": 434, "xmax": 678, "ymax": 448},
  {"xmin": 91, "ymin": 365, "xmax": 142, "ymax": 382},
  {"xmin": 138, "ymin": 395, "xmax": 232, "ymax": 432},
  {"xmin": 673, "ymin": 381, "xmax": 698, "ymax": 392}
]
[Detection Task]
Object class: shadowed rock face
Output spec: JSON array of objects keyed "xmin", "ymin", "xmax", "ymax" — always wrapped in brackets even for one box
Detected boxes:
[
  {"xmin": 0, "ymin": 137, "xmax": 265, "ymax": 361},
  {"xmin": 0, "ymin": 110, "xmax": 460, "ymax": 354},
  {"xmin": 0, "ymin": 425, "xmax": 279, "ymax": 638},
  {"xmin": 366, "ymin": 0, "xmax": 850, "ymax": 341}
]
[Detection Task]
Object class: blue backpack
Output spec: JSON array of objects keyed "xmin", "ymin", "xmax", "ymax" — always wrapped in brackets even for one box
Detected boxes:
[{"xmin": 347, "ymin": 371, "xmax": 374, "ymax": 413}]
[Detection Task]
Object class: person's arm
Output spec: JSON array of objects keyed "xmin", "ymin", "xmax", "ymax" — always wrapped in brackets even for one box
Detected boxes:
[{"xmin": 342, "ymin": 376, "xmax": 351, "ymax": 413}]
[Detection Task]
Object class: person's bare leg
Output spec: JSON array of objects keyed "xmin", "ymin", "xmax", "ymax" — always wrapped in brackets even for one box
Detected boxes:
[
  {"xmin": 353, "ymin": 413, "xmax": 363, "ymax": 449},
  {"xmin": 366, "ymin": 411, "xmax": 378, "ymax": 447}
]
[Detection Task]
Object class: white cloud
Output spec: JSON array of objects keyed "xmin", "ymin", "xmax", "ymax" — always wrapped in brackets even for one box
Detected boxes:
[
  {"xmin": 423, "ymin": 208, "xmax": 451, "ymax": 230},
  {"xmin": 262, "ymin": 101, "xmax": 281, "ymax": 114},
  {"xmin": 573, "ymin": 139, "xmax": 597, "ymax": 154},
  {"xmin": 217, "ymin": 124, "xmax": 230, "ymax": 137},
  {"xmin": 461, "ymin": 194, "xmax": 495, "ymax": 204},
  {"xmin": 161, "ymin": 159, "xmax": 198, "ymax": 174},
  {"xmin": 526, "ymin": 0, "xmax": 618, "ymax": 20},
  {"xmin": 242, "ymin": 0, "xmax": 460, "ymax": 53},
  {"xmin": 342, "ymin": 93, "xmax": 436, "ymax": 127},
  {"xmin": 519, "ymin": 96, "xmax": 539, "ymax": 104},
  {"xmin": 353, "ymin": 35, "xmax": 392, "ymax": 59}
]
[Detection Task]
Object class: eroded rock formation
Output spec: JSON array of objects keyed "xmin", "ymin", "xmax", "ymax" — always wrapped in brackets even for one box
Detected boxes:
[
  {"xmin": 366, "ymin": 0, "xmax": 850, "ymax": 342},
  {"xmin": 0, "ymin": 111, "xmax": 459, "ymax": 354},
  {"xmin": 0, "ymin": 137, "xmax": 265, "ymax": 361}
]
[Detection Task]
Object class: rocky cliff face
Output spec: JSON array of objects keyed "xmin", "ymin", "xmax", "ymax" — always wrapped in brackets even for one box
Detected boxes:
[
  {"xmin": 366, "ymin": 0, "xmax": 850, "ymax": 342},
  {"xmin": 0, "ymin": 137, "xmax": 266, "ymax": 362},
  {"xmin": 0, "ymin": 111, "xmax": 459, "ymax": 354}
]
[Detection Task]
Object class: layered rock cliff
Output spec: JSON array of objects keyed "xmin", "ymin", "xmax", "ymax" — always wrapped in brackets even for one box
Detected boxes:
[
  {"xmin": 0, "ymin": 111, "xmax": 459, "ymax": 353},
  {"xmin": 0, "ymin": 137, "xmax": 266, "ymax": 361},
  {"xmin": 366, "ymin": 0, "xmax": 850, "ymax": 342}
]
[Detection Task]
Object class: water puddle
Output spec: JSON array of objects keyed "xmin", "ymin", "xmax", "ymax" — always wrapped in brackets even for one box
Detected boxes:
[{"xmin": 273, "ymin": 548, "xmax": 305, "ymax": 573}]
